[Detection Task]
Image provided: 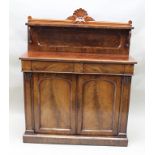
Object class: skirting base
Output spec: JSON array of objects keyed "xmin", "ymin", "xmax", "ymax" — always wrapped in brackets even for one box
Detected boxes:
[{"xmin": 23, "ymin": 133, "xmax": 128, "ymax": 147}]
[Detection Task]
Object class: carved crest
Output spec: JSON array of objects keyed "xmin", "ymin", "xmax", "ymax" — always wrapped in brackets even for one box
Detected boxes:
[{"xmin": 67, "ymin": 8, "xmax": 95, "ymax": 23}]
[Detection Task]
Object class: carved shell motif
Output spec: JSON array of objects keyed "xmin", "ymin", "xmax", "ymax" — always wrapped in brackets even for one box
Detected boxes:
[{"xmin": 67, "ymin": 8, "xmax": 95, "ymax": 23}]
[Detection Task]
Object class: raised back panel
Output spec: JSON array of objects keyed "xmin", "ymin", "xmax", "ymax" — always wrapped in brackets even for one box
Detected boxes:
[
  {"xmin": 27, "ymin": 8, "xmax": 133, "ymax": 55},
  {"xmin": 28, "ymin": 26, "xmax": 130, "ymax": 54}
]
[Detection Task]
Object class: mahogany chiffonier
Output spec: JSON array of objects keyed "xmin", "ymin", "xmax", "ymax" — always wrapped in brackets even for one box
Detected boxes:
[{"xmin": 20, "ymin": 8, "xmax": 137, "ymax": 146}]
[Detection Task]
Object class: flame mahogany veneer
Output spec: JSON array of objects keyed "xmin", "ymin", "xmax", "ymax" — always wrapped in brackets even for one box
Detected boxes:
[{"xmin": 20, "ymin": 8, "xmax": 137, "ymax": 146}]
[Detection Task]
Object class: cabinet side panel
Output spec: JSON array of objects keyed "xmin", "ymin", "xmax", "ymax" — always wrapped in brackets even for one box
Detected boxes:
[
  {"xmin": 118, "ymin": 76, "xmax": 131, "ymax": 135},
  {"xmin": 23, "ymin": 73, "xmax": 34, "ymax": 133}
]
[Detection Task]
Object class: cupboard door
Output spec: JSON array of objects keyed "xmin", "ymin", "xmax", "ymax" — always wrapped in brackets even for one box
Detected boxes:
[
  {"xmin": 33, "ymin": 73, "xmax": 76, "ymax": 134},
  {"xmin": 77, "ymin": 75, "xmax": 121, "ymax": 136}
]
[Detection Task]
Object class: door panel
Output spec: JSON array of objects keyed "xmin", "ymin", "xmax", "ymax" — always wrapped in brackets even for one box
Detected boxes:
[
  {"xmin": 33, "ymin": 73, "xmax": 76, "ymax": 134},
  {"xmin": 77, "ymin": 75, "xmax": 121, "ymax": 136}
]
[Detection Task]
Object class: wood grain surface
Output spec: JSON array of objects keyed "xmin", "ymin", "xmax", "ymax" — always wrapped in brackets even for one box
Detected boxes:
[{"xmin": 21, "ymin": 8, "xmax": 136, "ymax": 146}]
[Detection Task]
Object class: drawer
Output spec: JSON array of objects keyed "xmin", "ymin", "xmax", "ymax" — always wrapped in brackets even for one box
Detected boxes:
[
  {"xmin": 21, "ymin": 60, "xmax": 31, "ymax": 71},
  {"xmin": 22, "ymin": 61, "xmax": 133, "ymax": 75},
  {"xmin": 32, "ymin": 61, "xmax": 74, "ymax": 72},
  {"xmin": 83, "ymin": 63, "xmax": 124, "ymax": 74}
]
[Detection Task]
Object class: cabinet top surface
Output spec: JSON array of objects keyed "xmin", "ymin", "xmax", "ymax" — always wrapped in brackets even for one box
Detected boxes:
[
  {"xmin": 27, "ymin": 8, "xmax": 133, "ymax": 29},
  {"xmin": 20, "ymin": 52, "xmax": 137, "ymax": 64},
  {"xmin": 27, "ymin": 18, "xmax": 133, "ymax": 29}
]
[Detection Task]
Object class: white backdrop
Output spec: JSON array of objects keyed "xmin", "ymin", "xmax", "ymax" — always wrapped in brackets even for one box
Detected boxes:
[{"xmin": 9, "ymin": 0, "xmax": 145, "ymax": 155}]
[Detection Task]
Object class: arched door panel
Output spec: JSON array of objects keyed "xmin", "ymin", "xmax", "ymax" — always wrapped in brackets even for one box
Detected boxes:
[
  {"xmin": 77, "ymin": 75, "xmax": 121, "ymax": 136},
  {"xmin": 33, "ymin": 73, "xmax": 76, "ymax": 134}
]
